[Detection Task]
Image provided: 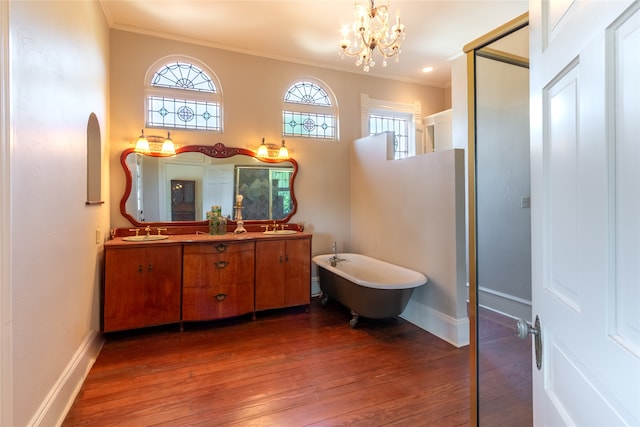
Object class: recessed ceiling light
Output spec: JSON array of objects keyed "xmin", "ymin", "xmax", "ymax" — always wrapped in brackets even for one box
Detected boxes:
[{"xmin": 422, "ymin": 66, "xmax": 434, "ymax": 73}]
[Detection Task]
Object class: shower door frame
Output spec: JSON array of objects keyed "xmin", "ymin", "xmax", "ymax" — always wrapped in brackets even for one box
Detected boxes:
[{"xmin": 463, "ymin": 12, "xmax": 529, "ymax": 426}]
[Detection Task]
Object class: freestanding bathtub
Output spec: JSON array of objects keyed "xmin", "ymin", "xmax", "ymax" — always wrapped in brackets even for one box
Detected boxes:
[{"xmin": 312, "ymin": 253, "xmax": 428, "ymax": 328}]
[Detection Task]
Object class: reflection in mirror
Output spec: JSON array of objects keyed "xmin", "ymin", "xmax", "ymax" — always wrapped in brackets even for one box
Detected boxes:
[
  {"xmin": 473, "ymin": 23, "xmax": 532, "ymax": 425},
  {"xmin": 120, "ymin": 143, "xmax": 297, "ymax": 226}
]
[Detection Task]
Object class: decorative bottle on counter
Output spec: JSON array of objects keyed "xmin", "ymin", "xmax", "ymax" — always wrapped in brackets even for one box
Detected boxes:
[
  {"xmin": 217, "ymin": 215, "xmax": 227, "ymax": 235},
  {"xmin": 207, "ymin": 211, "xmax": 216, "ymax": 235},
  {"xmin": 208, "ymin": 206, "xmax": 227, "ymax": 235},
  {"xmin": 208, "ymin": 206, "xmax": 221, "ymax": 235}
]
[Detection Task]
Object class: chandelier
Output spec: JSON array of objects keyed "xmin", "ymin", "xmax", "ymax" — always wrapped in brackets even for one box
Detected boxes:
[{"xmin": 338, "ymin": 0, "xmax": 406, "ymax": 72}]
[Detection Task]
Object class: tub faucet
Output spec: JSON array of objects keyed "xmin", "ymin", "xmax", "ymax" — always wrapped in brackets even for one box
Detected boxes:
[{"xmin": 329, "ymin": 242, "xmax": 345, "ymax": 267}]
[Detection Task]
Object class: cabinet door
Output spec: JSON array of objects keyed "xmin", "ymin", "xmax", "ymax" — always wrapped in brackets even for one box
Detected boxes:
[
  {"xmin": 144, "ymin": 245, "xmax": 182, "ymax": 326},
  {"xmin": 104, "ymin": 247, "xmax": 147, "ymax": 332},
  {"xmin": 255, "ymin": 240, "xmax": 286, "ymax": 311},
  {"xmin": 283, "ymin": 238, "xmax": 311, "ymax": 307},
  {"xmin": 255, "ymin": 237, "xmax": 311, "ymax": 311},
  {"xmin": 103, "ymin": 245, "xmax": 181, "ymax": 332}
]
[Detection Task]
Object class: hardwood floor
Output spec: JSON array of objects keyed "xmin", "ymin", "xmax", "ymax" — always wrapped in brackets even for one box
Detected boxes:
[
  {"xmin": 63, "ymin": 298, "xmax": 470, "ymax": 426},
  {"xmin": 478, "ymin": 307, "xmax": 533, "ymax": 426}
]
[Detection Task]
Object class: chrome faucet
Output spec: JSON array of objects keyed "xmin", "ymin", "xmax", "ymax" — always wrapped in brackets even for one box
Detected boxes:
[{"xmin": 329, "ymin": 242, "xmax": 345, "ymax": 267}]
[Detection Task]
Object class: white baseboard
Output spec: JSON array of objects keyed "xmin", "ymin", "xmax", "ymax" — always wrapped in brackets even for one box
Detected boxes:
[
  {"xmin": 400, "ymin": 298, "xmax": 469, "ymax": 348},
  {"xmin": 478, "ymin": 286, "xmax": 532, "ymax": 321},
  {"xmin": 29, "ymin": 330, "xmax": 104, "ymax": 427}
]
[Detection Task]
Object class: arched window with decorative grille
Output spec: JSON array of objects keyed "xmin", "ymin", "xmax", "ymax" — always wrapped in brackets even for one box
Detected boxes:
[
  {"xmin": 282, "ymin": 79, "xmax": 337, "ymax": 140},
  {"xmin": 145, "ymin": 57, "xmax": 222, "ymax": 132}
]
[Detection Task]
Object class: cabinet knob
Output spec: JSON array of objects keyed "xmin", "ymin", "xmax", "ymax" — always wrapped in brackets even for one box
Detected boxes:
[
  {"xmin": 215, "ymin": 261, "xmax": 228, "ymax": 269},
  {"xmin": 215, "ymin": 243, "xmax": 228, "ymax": 253},
  {"xmin": 147, "ymin": 264, "xmax": 153, "ymax": 272},
  {"xmin": 214, "ymin": 293, "xmax": 227, "ymax": 301},
  {"xmin": 137, "ymin": 265, "xmax": 143, "ymax": 273}
]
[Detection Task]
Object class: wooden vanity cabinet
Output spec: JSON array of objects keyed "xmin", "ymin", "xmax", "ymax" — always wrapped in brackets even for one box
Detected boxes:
[
  {"xmin": 103, "ymin": 233, "xmax": 311, "ymax": 332},
  {"xmin": 182, "ymin": 241, "xmax": 255, "ymax": 321},
  {"xmin": 255, "ymin": 237, "xmax": 311, "ymax": 312},
  {"xmin": 103, "ymin": 245, "xmax": 182, "ymax": 332}
]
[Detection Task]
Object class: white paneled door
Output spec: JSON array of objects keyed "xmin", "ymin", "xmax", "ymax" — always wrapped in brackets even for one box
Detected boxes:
[{"xmin": 529, "ymin": 0, "xmax": 640, "ymax": 425}]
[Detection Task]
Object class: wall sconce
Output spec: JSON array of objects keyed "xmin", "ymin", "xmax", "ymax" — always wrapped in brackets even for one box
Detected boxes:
[
  {"xmin": 256, "ymin": 137, "xmax": 289, "ymax": 159},
  {"xmin": 134, "ymin": 129, "xmax": 176, "ymax": 156},
  {"xmin": 278, "ymin": 140, "xmax": 289, "ymax": 159},
  {"xmin": 256, "ymin": 137, "xmax": 269, "ymax": 158},
  {"xmin": 134, "ymin": 130, "xmax": 151, "ymax": 154}
]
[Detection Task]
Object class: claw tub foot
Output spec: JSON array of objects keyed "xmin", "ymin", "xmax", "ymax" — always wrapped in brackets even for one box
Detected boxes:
[
  {"xmin": 349, "ymin": 311, "xmax": 359, "ymax": 328},
  {"xmin": 320, "ymin": 292, "xmax": 329, "ymax": 307}
]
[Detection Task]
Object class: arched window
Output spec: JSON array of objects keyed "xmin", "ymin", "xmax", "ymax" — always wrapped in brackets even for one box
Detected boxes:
[
  {"xmin": 145, "ymin": 58, "xmax": 222, "ymax": 131},
  {"xmin": 282, "ymin": 79, "xmax": 337, "ymax": 140}
]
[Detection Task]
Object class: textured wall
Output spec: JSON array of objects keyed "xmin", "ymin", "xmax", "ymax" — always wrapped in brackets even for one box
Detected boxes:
[{"xmin": 8, "ymin": 1, "xmax": 110, "ymax": 425}]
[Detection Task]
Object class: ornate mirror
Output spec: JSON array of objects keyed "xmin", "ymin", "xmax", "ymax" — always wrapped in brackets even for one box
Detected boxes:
[{"xmin": 120, "ymin": 143, "xmax": 298, "ymax": 227}]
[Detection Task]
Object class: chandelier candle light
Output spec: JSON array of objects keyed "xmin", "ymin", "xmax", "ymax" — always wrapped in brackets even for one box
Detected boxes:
[{"xmin": 339, "ymin": 0, "xmax": 406, "ymax": 71}]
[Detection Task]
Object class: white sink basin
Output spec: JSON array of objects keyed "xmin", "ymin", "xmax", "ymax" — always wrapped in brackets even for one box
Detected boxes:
[
  {"xmin": 122, "ymin": 235, "xmax": 169, "ymax": 242},
  {"xmin": 263, "ymin": 230, "xmax": 297, "ymax": 235}
]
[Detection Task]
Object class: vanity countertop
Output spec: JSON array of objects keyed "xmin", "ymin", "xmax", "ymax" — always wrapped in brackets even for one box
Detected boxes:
[{"xmin": 105, "ymin": 231, "xmax": 311, "ymax": 248}]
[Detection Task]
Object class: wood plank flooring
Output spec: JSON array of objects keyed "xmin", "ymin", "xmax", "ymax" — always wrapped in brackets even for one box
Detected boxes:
[
  {"xmin": 63, "ymin": 298, "xmax": 470, "ymax": 426},
  {"xmin": 478, "ymin": 307, "xmax": 533, "ymax": 426}
]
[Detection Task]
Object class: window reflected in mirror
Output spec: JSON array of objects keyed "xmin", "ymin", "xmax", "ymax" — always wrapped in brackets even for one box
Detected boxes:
[{"xmin": 236, "ymin": 166, "xmax": 293, "ymax": 220}]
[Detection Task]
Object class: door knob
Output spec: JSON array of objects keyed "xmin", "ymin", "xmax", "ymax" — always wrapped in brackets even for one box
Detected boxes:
[{"xmin": 517, "ymin": 315, "xmax": 542, "ymax": 370}]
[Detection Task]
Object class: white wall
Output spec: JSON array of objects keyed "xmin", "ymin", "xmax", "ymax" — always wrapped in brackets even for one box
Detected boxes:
[
  {"xmin": 0, "ymin": 2, "xmax": 10, "ymax": 424},
  {"xmin": 7, "ymin": 2, "xmax": 109, "ymax": 425},
  {"xmin": 450, "ymin": 54, "xmax": 471, "ymax": 291},
  {"xmin": 423, "ymin": 109, "xmax": 453, "ymax": 152},
  {"xmin": 350, "ymin": 133, "xmax": 468, "ymax": 347}
]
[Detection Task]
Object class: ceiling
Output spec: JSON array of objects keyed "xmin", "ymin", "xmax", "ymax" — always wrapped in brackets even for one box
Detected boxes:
[{"xmin": 100, "ymin": 1, "xmax": 528, "ymax": 88}]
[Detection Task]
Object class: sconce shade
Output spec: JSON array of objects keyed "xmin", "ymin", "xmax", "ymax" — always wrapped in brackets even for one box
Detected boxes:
[
  {"xmin": 134, "ymin": 130, "xmax": 151, "ymax": 154},
  {"xmin": 161, "ymin": 132, "xmax": 176, "ymax": 156},
  {"xmin": 278, "ymin": 140, "xmax": 289, "ymax": 159},
  {"xmin": 257, "ymin": 137, "xmax": 269, "ymax": 158}
]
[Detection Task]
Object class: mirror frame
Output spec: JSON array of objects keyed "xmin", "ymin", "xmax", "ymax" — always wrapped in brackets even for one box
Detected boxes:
[{"xmin": 119, "ymin": 142, "xmax": 299, "ymax": 227}]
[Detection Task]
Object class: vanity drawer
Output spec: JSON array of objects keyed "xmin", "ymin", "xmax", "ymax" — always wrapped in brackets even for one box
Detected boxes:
[
  {"xmin": 183, "ymin": 248, "xmax": 254, "ymax": 288},
  {"xmin": 182, "ymin": 281, "xmax": 254, "ymax": 321},
  {"xmin": 183, "ymin": 241, "xmax": 254, "ymax": 255}
]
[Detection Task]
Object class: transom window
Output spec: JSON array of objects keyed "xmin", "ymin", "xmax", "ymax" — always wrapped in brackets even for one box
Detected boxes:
[
  {"xmin": 151, "ymin": 62, "xmax": 216, "ymax": 92},
  {"xmin": 145, "ymin": 59, "xmax": 222, "ymax": 131},
  {"xmin": 282, "ymin": 80, "xmax": 337, "ymax": 140},
  {"xmin": 284, "ymin": 81, "xmax": 331, "ymax": 106}
]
